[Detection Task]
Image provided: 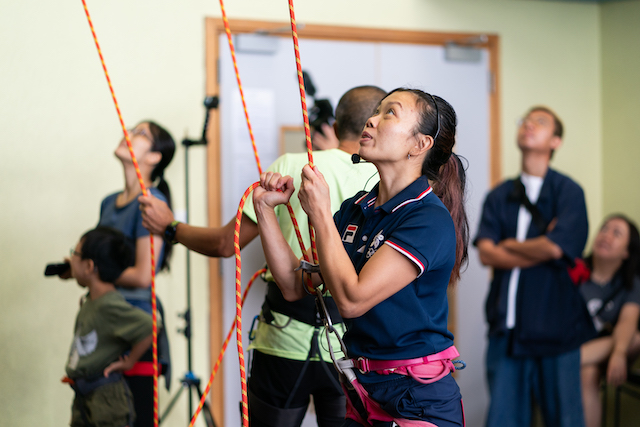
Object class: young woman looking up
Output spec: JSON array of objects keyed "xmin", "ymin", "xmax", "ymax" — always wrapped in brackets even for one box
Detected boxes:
[{"xmin": 580, "ymin": 214, "xmax": 640, "ymax": 427}]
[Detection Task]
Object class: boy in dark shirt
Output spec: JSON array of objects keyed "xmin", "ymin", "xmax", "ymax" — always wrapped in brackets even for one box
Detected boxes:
[{"xmin": 64, "ymin": 226, "xmax": 152, "ymax": 427}]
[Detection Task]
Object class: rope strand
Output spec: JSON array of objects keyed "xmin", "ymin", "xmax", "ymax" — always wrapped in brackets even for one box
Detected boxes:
[
  {"xmin": 188, "ymin": 268, "xmax": 266, "ymax": 427},
  {"xmin": 190, "ymin": 1, "xmax": 320, "ymax": 424},
  {"xmin": 79, "ymin": 2, "xmax": 159, "ymax": 425},
  {"xmin": 218, "ymin": 0, "xmax": 263, "ymax": 175}
]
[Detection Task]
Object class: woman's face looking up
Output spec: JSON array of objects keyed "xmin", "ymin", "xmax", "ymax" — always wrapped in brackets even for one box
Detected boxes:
[
  {"xmin": 359, "ymin": 91, "xmax": 425, "ymax": 163},
  {"xmin": 593, "ymin": 217, "xmax": 630, "ymax": 263}
]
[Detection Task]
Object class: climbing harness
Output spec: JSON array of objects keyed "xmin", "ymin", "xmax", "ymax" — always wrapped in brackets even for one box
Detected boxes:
[{"xmin": 296, "ymin": 258, "xmax": 467, "ymax": 427}]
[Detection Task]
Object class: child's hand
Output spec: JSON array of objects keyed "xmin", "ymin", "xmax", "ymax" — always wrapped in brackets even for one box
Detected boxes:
[
  {"xmin": 103, "ymin": 355, "xmax": 133, "ymax": 377},
  {"xmin": 59, "ymin": 257, "xmax": 73, "ymax": 279}
]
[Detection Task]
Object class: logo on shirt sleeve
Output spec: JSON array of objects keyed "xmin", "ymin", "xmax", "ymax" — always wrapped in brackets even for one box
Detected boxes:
[
  {"xmin": 366, "ymin": 231, "xmax": 385, "ymax": 258},
  {"xmin": 342, "ymin": 224, "xmax": 358, "ymax": 244}
]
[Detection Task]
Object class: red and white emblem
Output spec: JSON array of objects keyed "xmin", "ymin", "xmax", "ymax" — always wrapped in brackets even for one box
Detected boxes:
[{"xmin": 342, "ymin": 224, "xmax": 358, "ymax": 244}]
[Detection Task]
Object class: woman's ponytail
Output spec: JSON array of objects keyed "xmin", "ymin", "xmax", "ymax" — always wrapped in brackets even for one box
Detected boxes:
[
  {"xmin": 432, "ymin": 153, "xmax": 469, "ymax": 284},
  {"xmin": 385, "ymin": 88, "xmax": 469, "ymax": 285},
  {"xmin": 146, "ymin": 121, "xmax": 176, "ymax": 271}
]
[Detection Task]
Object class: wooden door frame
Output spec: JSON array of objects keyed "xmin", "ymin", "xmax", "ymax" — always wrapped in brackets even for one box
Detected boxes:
[{"xmin": 204, "ymin": 17, "xmax": 500, "ymax": 425}]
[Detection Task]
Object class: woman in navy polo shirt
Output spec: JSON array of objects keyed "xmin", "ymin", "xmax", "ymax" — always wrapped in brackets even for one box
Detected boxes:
[{"xmin": 254, "ymin": 89, "xmax": 469, "ymax": 427}]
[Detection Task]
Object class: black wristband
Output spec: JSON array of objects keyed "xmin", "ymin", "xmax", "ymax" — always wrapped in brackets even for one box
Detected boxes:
[{"xmin": 164, "ymin": 220, "xmax": 180, "ymax": 244}]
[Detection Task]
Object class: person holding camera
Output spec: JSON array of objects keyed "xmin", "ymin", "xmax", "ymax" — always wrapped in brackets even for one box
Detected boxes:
[{"xmin": 64, "ymin": 226, "xmax": 153, "ymax": 427}]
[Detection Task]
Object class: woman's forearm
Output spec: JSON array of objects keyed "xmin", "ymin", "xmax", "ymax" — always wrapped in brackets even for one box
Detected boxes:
[
  {"xmin": 313, "ymin": 214, "xmax": 360, "ymax": 313},
  {"xmin": 256, "ymin": 202, "xmax": 305, "ymax": 301},
  {"xmin": 115, "ymin": 235, "xmax": 164, "ymax": 288},
  {"xmin": 612, "ymin": 303, "xmax": 640, "ymax": 356}
]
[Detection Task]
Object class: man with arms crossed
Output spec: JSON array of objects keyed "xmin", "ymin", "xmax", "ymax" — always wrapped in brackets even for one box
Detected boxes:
[{"xmin": 475, "ymin": 106, "xmax": 594, "ymax": 427}]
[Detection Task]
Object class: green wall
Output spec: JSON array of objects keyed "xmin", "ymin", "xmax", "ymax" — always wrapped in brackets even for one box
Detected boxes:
[{"xmin": 601, "ymin": 1, "xmax": 640, "ymax": 225}]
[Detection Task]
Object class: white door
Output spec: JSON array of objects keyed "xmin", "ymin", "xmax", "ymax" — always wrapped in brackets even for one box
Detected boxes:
[{"xmin": 219, "ymin": 34, "xmax": 491, "ymax": 427}]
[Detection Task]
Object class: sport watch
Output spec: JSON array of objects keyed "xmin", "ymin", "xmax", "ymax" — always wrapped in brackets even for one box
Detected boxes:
[{"xmin": 164, "ymin": 220, "xmax": 180, "ymax": 244}]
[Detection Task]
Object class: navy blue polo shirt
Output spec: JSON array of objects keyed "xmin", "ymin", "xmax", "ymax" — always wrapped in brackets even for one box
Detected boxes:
[
  {"xmin": 334, "ymin": 175, "xmax": 456, "ymax": 363},
  {"xmin": 474, "ymin": 168, "xmax": 593, "ymax": 356}
]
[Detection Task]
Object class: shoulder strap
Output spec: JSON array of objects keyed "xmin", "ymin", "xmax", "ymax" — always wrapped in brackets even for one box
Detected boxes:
[
  {"xmin": 512, "ymin": 178, "xmax": 549, "ymax": 233},
  {"xmin": 512, "ymin": 179, "xmax": 577, "ymax": 268}
]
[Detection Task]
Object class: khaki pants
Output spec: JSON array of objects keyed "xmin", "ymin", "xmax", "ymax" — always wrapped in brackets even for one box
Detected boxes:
[{"xmin": 70, "ymin": 377, "xmax": 134, "ymax": 427}]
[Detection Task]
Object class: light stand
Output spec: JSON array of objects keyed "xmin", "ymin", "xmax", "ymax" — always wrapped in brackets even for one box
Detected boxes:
[{"xmin": 160, "ymin": 96, "xmax": 219, "ymax": 427}]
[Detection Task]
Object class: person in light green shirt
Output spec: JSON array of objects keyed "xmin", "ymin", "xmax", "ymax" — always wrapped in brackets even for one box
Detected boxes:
[{"xmin": 138, "ymin": 86, "xmax": 385, "ymax": 427}]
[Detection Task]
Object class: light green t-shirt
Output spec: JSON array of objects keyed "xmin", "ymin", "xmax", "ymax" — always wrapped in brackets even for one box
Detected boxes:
[
  {"xmin": 243, "ymin": 148, "xmax": 378, "ymax": 361},
  {"xmin": 66, "ymin": 291, "xmax": 153, "ymax": 379}
]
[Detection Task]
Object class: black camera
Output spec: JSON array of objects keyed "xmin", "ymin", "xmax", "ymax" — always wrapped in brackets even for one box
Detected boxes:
[
  {"xmin": 303, "ymin": 71, "xmax": 334, "ymax": 136},
  {"xmin": 44, "ymin": 262, "xmax": 70, "ymax": 277}
]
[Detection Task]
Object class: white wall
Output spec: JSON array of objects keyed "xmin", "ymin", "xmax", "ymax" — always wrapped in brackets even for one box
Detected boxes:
[{"xmin": 0, "ymin": 0, "xmax": 603, "ymax": 426}]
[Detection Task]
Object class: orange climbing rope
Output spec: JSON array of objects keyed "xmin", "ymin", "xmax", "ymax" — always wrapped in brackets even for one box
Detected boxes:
[
  {"xmin": 233, "ymin": 181, "xmax": 260, "ymax": 426},
  {"xmin": 79, "ymin": 1, "xmax": 159, "ymax": 425},
  {"xmin": 218, "ymin": 0, "xmax": 263, "ymax": 175},
  {"xmin": 80, "ymin": 2, "xmax": 320, "ymax": 427},
  {"xmin": 188, "ymin": 1, "xmax": 322, "ymax": 426},
  {"xmin": 287, "ymin": 0, "xmax": 320, "ymax": 276},
  {"xmin": 188, "ymin": 268, "xmax": 266, "ymax": 427}
]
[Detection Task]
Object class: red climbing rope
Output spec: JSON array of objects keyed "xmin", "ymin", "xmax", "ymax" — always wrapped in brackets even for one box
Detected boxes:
[
  {"xmin": 233, "ymin": 181, "xmax": 260, "ymax": 427},
  {"xmin": 79, "ymin": 1, "xmax": 159, "ymax": 426},
  {"xmin": 287, "ymin": 0, "xmax": 321, "ymax": 285},
  {"xmin": 189, "ymin": 1, "xmax": 322, "ymax": 425},
  {"xmin": 188, "ymin": 268, "xmax": 266, "ymax": 427},
  {"xmin": 218, "ymin": 0, "xmax": 263, "ymax": 175}
]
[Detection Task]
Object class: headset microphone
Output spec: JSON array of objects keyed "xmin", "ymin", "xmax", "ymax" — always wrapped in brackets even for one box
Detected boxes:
[{"xmin": 351, "ymin": 154, "xmax": 368, "ymax": 164}]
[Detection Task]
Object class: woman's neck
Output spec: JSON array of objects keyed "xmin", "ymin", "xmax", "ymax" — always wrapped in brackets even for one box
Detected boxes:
[
  {"xmin": 591, "ymin": 257, "xmax": 623, "ymax": 285},
  {"xmin": 375, "ymin": 162, "xmax": 421, "ymax": 206},
  {"xmin": 119, "ymin": 164, "xmax": 152, "ymax": 205}
]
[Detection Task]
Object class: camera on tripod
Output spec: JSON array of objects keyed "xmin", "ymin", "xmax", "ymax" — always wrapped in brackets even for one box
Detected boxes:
[{"xmin": 303, "ymin": 70, "xmax": 334, "ymax": 136}]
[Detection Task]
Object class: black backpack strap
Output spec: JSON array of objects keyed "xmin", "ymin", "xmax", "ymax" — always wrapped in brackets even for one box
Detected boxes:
[
  {"xmin": 511, "ymin": 178, "xmax": 549, "ymax": 233},
  {"xmin": 510, "ymin": 178, "xmax": 576, "ymax": 268}
]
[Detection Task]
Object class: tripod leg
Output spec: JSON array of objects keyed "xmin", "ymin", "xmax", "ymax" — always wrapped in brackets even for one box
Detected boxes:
[
  {"xmin": 193, "ymin": 382, "xmax": 217, "ymax": 427},
  {"xmin": 159, "ymin": 383, "xmax": 186, "ymax": 424}
]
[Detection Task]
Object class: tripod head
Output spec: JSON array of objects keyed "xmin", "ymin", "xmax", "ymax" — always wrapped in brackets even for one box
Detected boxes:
[{"xmin": 182, "ymin": 95, "xmax": 219, "ymax": 147}]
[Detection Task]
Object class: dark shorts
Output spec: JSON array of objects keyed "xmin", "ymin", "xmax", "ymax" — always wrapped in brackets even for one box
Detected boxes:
[
  {"xmin": 345, "ymin": 374, "xmax": 464, "ymax": 427},
  {"xmin": 70, "ymin": 377, "xmax": 134, "ymax": 427},
  {"xmin": 248, "ymin": 350, "xmax": 345, "ymax": 427}
]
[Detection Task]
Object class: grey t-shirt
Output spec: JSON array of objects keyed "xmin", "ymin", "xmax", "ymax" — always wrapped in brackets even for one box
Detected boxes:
[{"xmin": 580, "ymin": 274, "xmax": 640, "ymax": 333}]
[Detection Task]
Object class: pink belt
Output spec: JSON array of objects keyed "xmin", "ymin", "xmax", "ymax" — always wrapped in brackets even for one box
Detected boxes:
[
  {"xmin": 337, "ymin": 346, "xmax": 465, "ymax": 427},
  {"xmin": 341, "ymin": 345, "xmax": 461, "ymax": 384}
]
